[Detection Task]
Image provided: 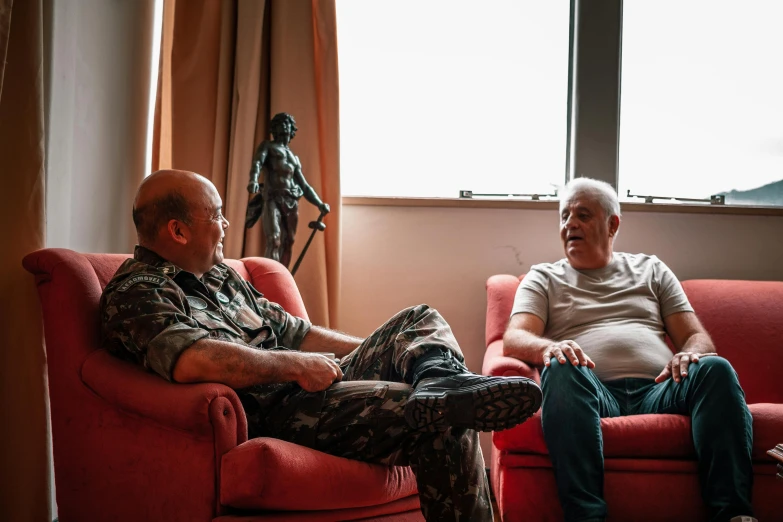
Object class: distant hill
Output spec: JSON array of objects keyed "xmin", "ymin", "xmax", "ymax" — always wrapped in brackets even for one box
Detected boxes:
[{"xmin": 718, "ymin": 178, "xmax": 783, "ymax": 206}]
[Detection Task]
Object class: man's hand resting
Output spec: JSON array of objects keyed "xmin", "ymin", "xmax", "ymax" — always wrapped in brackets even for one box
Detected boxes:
[
  {"xmin": 294, "ymin": 352, "xmax": 343, "ymax": 392},
  {"xmin": 655, "ymin": 351, "xmax": 718, "ymax": 384},
  {"xmin": 544, "ymin": 340, "xmax": 595, "ymax": 368}
]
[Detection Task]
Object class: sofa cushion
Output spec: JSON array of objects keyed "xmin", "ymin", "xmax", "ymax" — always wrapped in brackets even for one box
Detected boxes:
[
  {"xmin": 221, "ymin": 437, "xmax": 418, "ymax": 511},
  {"xmin": 494, "ymin": 403, "xmax": 782, "ymax": 460}
]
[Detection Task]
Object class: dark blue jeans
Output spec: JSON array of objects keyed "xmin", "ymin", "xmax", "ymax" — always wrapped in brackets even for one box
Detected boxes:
[{"xmin": 540, "ymin": 356, "xmax": 754, "ymax": 522}]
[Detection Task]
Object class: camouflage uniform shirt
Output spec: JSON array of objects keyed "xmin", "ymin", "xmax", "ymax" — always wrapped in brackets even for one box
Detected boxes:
[{"xmin": 100, "ymin": 246, "xmax": 313, "ymax": 426}]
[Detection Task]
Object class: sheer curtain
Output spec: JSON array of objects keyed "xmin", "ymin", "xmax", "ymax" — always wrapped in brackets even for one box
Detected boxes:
[
  {"xmin": 45, "ymin": 0, "xmax": 155, "ymax": 254},
  {"xmin": 154, "ymin": 0, "xmax": 341, "ymax": 328}
]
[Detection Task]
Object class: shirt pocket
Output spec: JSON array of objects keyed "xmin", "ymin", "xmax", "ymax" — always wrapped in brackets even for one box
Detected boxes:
[
  {"xmin": 191, "ymin": 309, "xmax": 243, "ymax": 340},
  {"xmin": 236, "ymin": 301, "xmax": 267, "ymax": 330}
]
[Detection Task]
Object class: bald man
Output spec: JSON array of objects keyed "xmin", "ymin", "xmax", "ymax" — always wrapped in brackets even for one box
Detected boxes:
[{"xmin": 100, "ymin": 170, "xmax": 542, "ymax": 522}]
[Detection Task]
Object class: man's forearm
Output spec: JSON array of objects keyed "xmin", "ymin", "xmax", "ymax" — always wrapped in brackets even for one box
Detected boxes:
[
  {"xmin": 502, "ymin": 329, "xmax": 552, "ymax": 365},
  {"xmin": 299, "ymin": 325, "xmax": 363, "ymax": 358},
  {"xmin": 681, "ymin": 332, "xmax": 716, "ymax": 355},
  {"xmin": 173, "ymin": 338, "xmax": 306, "ymax": 388}
]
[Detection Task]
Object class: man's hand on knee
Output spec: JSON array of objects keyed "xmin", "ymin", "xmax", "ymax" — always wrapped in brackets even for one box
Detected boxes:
[
  {"xmin": 543, "ymin": 340, "xmax": 595, "ymax": 369},
  {"xmin": 293, "ymin": 352, "xmax": 344, "ymax": 392},
  {"xmin": 655, "ymin": 351, "xmax": 718, "ymax": 384}
]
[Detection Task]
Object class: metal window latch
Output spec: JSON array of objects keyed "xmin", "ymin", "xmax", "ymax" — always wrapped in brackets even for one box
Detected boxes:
[
  {"xmin": 626, "ymin": 190, "xmax": 725, "ymax": 205},
  {"xmin": 459, "ymin": 190, "xmax": 559, "ymax": 200}
]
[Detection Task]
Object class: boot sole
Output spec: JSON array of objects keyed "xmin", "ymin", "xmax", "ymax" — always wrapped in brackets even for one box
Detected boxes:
[{"xmin": 404, "ymin": 377, "xmax": 542, "ymax": 432}]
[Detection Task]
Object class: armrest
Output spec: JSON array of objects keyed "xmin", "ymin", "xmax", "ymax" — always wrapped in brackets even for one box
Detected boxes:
[
  {"xmin": 240, "ymin": 256, "xmax": 308, "ymax": 320},
  {"xmin": 485, "ymin": 274, "xmax": 522, "ymax": 346},
  {"xmin": 482, "ymin": 340, "xmax": 540, "ymax": 383},
  {"xmin": 81, "ymin": 349, "xmax": 247, "ymax": 444}
]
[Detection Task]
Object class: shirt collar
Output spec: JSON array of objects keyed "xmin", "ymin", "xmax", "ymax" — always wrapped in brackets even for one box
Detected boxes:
[
  {"xmin": 133, "ymin": 245, "xmax": 228, "ymax": 281},
  {"xmin": 133, "ymin": 245, "xmax": 182, "ymax": 277}
]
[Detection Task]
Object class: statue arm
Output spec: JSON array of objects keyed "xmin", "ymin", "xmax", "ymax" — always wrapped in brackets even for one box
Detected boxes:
[
  {"xmin": 294, "ymin": 157, "xmax": 329, "ymax": 214},
  {"xmin": 248, "ymin": 142, "xmax": 269, "ymax": 193}
]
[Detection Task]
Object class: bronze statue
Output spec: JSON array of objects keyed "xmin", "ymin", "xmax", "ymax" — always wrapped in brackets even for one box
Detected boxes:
[{"xmin": 246, "ymin": 113, "xmax": 330, "ymax": 270}]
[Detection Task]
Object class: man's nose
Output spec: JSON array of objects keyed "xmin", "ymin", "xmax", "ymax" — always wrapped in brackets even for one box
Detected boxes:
[{"xmin": 222, "ymin": 216, "xmax": 230, "ymax": 229}]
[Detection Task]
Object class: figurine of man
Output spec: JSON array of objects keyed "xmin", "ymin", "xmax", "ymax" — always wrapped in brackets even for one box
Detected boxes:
[{"xmin": 247, "ymin": 113, "xmax": 330, "ymax": 268}]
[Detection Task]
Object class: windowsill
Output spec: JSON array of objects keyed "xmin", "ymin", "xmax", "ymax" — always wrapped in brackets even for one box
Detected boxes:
[{"xmin": 342, "ymin": 196, "xmax": 783, "ymax": 216}]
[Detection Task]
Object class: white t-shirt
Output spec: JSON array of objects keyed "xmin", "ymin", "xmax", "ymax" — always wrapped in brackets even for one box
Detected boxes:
[{"xmin": 511, "ymin": 252, "xmax": 694, "ymax": 382}]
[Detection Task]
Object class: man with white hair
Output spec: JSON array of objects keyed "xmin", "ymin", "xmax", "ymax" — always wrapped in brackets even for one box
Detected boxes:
[{"xmin": 503, "ymin": 178, "xmax": 754, "ymax": 522}]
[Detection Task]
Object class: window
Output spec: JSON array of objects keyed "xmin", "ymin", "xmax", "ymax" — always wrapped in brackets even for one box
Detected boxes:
[
  {"xmin": 619, "ymin": 0, "xmax": 783, "ymax": 206},
  {"xmin": 336, "ymin": 0, "xmax": 571, "ymax": 198}
]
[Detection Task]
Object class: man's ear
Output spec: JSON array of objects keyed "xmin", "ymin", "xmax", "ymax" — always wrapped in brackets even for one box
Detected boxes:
[
  {"xmin": 608, "ymin": 215, "xmax": 620, "ymax": 237},
  {"xmin": 167, "ymin": 219, "xmax": 189, "ymax": 245}
]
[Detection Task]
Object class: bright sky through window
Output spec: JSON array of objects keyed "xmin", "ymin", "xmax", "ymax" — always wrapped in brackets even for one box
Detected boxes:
[
  {"xmin": 145, "ymin": 0, "xmax": 164, "ymax": 178},
  {"xmin": 336, "ymin": 0, "xmax": 570, "ymax": 198},
  {"xmin": 620, "ymin": 0, "xmax": 783, "ymax": 204}
]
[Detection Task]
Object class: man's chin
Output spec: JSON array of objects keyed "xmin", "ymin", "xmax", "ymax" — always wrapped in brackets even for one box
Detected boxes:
[
  {"xmin": 565, "ymin": 245, "xmax": 582, "ymax": 259},
  {"xmin": 565, "ymin": 250, "xmax": 587, "ymax": 268}
]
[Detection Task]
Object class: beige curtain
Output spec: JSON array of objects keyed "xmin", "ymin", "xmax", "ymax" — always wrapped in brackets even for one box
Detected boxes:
[
  {"xmin": 0, "ymin": 0, "xmax": 50, "ymax": 520},
  {"xmin": 154, "ymin": 0, "xmax": 341, "ymax": 329}
]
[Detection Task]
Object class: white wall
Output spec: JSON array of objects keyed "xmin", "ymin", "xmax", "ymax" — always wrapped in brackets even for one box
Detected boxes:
[
  {"xmin": 340, "ymin": 204, "xmax": 783, "ymax": 370},
  {"xmin": 339, "ymin": 203, "xmax": 783, "ymax": 459}
]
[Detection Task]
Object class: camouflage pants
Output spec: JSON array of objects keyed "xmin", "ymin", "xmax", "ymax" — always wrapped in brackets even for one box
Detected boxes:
[{"xmin": 271, "ymin": 305, "xmax": 493, "ymax": 522}]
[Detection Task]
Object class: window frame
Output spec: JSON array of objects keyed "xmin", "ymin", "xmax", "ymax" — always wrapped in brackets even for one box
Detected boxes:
[{"xmin": 342, "ymin": 0, "xmax": 783, "ymax": 214}]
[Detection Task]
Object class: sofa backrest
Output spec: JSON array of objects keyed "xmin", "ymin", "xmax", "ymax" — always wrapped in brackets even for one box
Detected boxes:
[
  {"xmin": 485, "ymin": 274, "xmax": 782, "ymax": 404},
  {"xmin": 22, "ymin": 248, "xmax": 308, "ymax": 373},
  {"xmin": 681, "ymin": 279, "xmax": 783, "ymax": 404}
]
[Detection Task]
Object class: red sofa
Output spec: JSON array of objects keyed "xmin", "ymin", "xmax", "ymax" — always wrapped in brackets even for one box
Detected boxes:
[
  {"xmin": 483, "ymin": 276, "xmax": 783, "ymax": 522},
  {"xmin": 23, "ymin": 248, "xmax": 423, "ymax": 522}
]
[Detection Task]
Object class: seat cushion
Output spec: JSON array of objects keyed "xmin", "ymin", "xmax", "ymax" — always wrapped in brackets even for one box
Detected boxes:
[
  {"xmin": 494, "ymin": 403, "xmax": 782, "ymax": 460},
  {"xmin": 221, "ymin": 437, "xmax": 418, "ymax": 511}
]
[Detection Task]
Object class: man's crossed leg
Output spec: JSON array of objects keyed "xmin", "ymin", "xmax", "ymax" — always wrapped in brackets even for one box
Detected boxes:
[{"xmin": 269, "ymin": 305, "xmax": 542, "ymax": 521}]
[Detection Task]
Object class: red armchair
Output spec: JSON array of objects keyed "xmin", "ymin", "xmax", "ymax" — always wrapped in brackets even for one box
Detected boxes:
[
  {"xmin": 23, "ymin": 248, "xmax": 422, "ymax": 522},
  {"xmin": 483, "ymin": 275, "xmax": 783, "ymax": 522}
]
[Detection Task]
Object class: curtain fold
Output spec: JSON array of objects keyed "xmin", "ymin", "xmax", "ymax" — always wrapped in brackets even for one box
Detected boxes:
[
  {"xmin": 310, "ymin": 0, "xmax": 341, "ymax": 330},
  {"xmin": 155, "ymin": 0, "xmax": 341, "ymax": 328},
  {"xmin": 0, "ymin": 0, "xmax": 12, "ymax": 98},
  {"xmin": 0, "ymin": 0, "xmax": 50, "ymax": 520}
]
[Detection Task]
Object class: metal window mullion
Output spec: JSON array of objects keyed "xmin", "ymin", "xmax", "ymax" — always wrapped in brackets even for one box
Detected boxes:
[
  {"xmin": 564, "ymin": 0, "xmax": 578, "ymax": 185},
  {"xmin": 570, "ymin": 0, "xmax": 623, "ymax": 190}
]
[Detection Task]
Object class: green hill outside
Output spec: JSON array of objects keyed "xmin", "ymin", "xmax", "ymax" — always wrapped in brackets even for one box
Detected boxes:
[{"xmin": 717, "ymin": 178, "xmax": 783, "ymax": 206}]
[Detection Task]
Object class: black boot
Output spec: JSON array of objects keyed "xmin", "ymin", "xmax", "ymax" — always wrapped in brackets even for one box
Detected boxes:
[
  {"xmin": 410, "ymin": 350, "xmax": 470, "ymax": 387},
  {"xmin": 406, "ymin": 355, "xmax": 542, "ymax": 433}
]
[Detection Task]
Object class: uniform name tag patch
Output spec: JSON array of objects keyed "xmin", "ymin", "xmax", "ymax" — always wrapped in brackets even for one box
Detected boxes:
[{"xmin": 118, "ymin": 274, "xmax": 166, "ymax": 292}]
